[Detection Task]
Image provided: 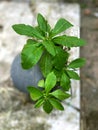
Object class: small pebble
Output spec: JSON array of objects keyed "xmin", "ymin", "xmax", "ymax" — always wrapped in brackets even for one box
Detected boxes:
[{"xmin": 84, "ymin": 8, "xmax": 91, "ymax": 15}]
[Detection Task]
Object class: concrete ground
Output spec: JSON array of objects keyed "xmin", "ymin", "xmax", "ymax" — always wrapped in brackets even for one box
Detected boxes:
[
  {"xmin": 0, "ymin": 1, "xmax": 80, "ymax": 130},
  {"xmin": 80, "ymin": 6, "xmax": 98, "ymax": 130},
  {"xmin": 0, "ymin": 0, "xmax": 98, "ymax": 130}
]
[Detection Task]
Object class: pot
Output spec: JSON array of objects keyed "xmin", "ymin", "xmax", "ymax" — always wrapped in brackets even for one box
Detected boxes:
[{"xmin": 11, "ymin": 54, "xmax": 43, "ymax": 93}]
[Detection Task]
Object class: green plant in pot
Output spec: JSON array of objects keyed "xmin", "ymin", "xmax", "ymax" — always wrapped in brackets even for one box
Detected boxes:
[{"xmin": 12, "ymin": 13, "xmax": 86, "ymax": 114}]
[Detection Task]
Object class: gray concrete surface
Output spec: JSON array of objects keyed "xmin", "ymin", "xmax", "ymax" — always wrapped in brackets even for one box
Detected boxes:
[{"xmin": 0, "ymin": 1, "xmax": 80, "ymax": 130}]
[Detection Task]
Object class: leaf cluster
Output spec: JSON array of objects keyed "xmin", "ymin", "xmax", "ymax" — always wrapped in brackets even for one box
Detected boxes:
[{"xmin": 12, "ymin": 13, "xmax": 86, "ymax": 113}]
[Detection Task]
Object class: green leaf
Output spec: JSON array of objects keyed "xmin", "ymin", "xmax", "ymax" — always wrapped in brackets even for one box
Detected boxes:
[
  {"xmin": 39, "ymin": 52, "xmax": 53, "ymax": 77},
  {"xmin": 43, "ymin": 100, "xmax": 53, "ymax": 114},
  {"xmin": 53, "ymin": 69, "xmax": 62, "ymax": 82},
  {"xmin": 45, "ymin": 72, "xmax": 56, "ymax": 93},
  {"xmin": 49, "ymin": 98, "xmax": 64, "ymax": 110},
  {"xmin": 51, "ymin": 18, "xmax": 73, "ymax": 36},
  {"xmin": 35, "ymin": 26, "xmax": 45, "ymax": 37},
  {"xmin": 47, "ymin": 23, "xmax": 51, "ymax": 32},
  {"xmin": 37, "ymin": 13, "xmax": 47, "ymax": 32},
  {"xmin": 68, "ymin": 58, "xmax": 86, "ymax": 68},
  {"xmin": 34, "ymin": 98, "xmax": 44, "ymax": 108},
  {"xmin": 21, "ymin": 39, "xmax": 43, "ymax": 69},
  {"xmin": 12, "ymin": 24, "xmax": 44, "ymax": 39},
  {"xmin": 27, "ymin": 86, "xmax": 43, "ymax": 101},
  {"xmin": 66, "ymin": 70, "xmax": 80, "ymax": 80},
  {"xmin": 42, "ymin": 40, "xmax": 56, "ymax": 56},
  {"xmin": 38, "ymin": 79, "xmax": 45, "ymax": 88},
  {"xmin": 60, "ymin": 72, "xmax": 71, "ymax": 91},
  {"xmin": 53, "ymin": 35, "xmax": 86, "ymax": 47},
  {"xmin": 53, "ymin": 46, "xmax": 69, "ymax": 70},
  {"xmin": 50, "ymin": 89, "xmax": 70, "ymax": 100}
]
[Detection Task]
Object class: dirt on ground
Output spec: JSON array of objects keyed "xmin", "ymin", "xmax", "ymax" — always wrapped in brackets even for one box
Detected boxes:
[{"xmin": 80, "ymin": 5, "xmax": 98, "ymax": 130}]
